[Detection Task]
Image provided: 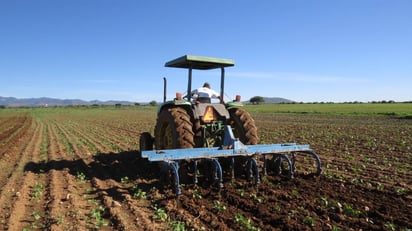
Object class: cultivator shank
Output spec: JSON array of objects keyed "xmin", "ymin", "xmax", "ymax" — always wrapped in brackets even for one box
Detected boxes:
[{"xmin": 141, "ymin": 126, "xmax": 322, "ymax": 195}]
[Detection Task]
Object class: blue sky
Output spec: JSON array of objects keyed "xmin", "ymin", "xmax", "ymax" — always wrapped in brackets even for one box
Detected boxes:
[{"xmin": 1, "ymin": 0, "xmax": 411, "ymax": 103}]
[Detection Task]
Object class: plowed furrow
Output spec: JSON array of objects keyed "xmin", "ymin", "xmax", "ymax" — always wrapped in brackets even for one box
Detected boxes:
[
  {"xmin": 44, "ymin": 123, "xmax": 88, "ymax": 230},
  {"xmin": 86, "ymin": 149, "xmax": 163, "ymax": 230},
  {"xmin": 86, "ymin": 126, "xmax": 134, "ymax": 151},
  {"xmin": 77, "ymin": 124, "xmax": 128, "ymax": 151},
  {"xmin": 85, "ymin": 119, "xmax": 142, "ymax": 136},
  {"xmin": 90, "ymin": 177, "xmax": 141, "ymax": 230},
  {"xmin": 45, "ymin": 120, "xmax": 111, "ymax": 229},
  {"xmin": 66, "ymin": 122, "xmax": 113, "ymax": 154},
  {"xmin": 0, "ymin": 117, "xmax": 37, "ymax": 194},
  {"xmin": 0, "ymin": 116, "xmax": 21, "ymax": 133},
  {"xmin": 53, "ymin": 121, "xmax": 89, "ymax": 158},
  {"xmin": 322, "ymin": 158, "xmax": 411, "ymax": 187},
  {"xmin": 1, "ymin": 119, "xmax": 44, "ymax": 230},
  {"xmin": 0, "ymin": 115, "xmax": 31, "ymax": 156},
  {"xmin": 167, "ymin": 192, "xmax": 220, "ymax": 230}
]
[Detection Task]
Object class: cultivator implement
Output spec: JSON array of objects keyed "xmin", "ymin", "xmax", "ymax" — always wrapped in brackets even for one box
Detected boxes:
[{"xmin": 141, "ymin": 126, "xmax": 322, "ymax": 195}]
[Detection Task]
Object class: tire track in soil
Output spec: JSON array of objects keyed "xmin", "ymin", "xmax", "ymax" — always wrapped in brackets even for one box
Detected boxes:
[{"xmin": 0, "ymin": 118, "xmax": 44, "ymax": 230}]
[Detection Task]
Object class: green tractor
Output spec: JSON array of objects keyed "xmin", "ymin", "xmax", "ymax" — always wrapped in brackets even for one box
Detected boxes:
[
  {"xmin": 139, "ymin": 55, "xmax": 259, "ymax": 184},
  {"xmin": 140, "ymin": 55, "xmax": 258, "ymax": 151}
]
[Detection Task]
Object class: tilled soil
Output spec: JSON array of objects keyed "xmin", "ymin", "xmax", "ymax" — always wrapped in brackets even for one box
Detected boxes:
[{"xmin": 0, "ymin": 108, "xmax": 410, "ymax": 230}]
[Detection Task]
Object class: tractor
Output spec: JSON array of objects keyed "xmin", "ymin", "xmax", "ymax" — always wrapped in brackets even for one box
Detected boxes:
[{"xmin": 140, "ymin": 55, "xmax": 321, "ymax": 195}]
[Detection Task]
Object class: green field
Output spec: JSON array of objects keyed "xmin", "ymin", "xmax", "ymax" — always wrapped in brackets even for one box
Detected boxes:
[
  {"xmin": 244, "ymin": 103, "xmax": 412, "ymax": 116},
  {"xmin": 2, "ymin": 103, "xmax": 412, "ymax": 117}
]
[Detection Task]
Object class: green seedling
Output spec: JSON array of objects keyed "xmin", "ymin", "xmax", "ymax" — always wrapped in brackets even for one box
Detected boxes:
[
  {"xmin": 76, "ymin": 171, "xmax": 87, "ymax": 182},
  {"xmin": 132, "ymin": 187, "xmax": 147, "ymax": 200},
  {"xmin": 169, "ymin": 221, "xmax": 186, "ymax": 231},
  {"xmin": 235, "ymin": 213, "xmax": 260, "ymax": 231},
  {"xmin": 213, "ymin": 200, "xmax": 226, "ymax": 213},
  {"xmin": 152, "ymin": 205, "xmax": 168, "ymax": 222},
  {"xmin": 120, "ymin": 176, "xmax": 129, "ymax": 184}
]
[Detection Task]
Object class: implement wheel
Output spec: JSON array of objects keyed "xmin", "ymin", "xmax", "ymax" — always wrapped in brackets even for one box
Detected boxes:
[
  {"xmin": 154, "ymin": 107, "xmax": 195, "ymax": 149},
  {"xmin": 139, "ymin": 132, "xmax": 153, "ymax": 151}
]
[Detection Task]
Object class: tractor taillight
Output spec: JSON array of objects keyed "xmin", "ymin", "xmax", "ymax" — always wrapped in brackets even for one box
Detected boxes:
[
  {"xmin": 203, "ymin": 106, "xmax": 218, "ymax": 123},
  {"xmin": 176, "ymin": 92, "xmax": 182, "ymax": 100}
]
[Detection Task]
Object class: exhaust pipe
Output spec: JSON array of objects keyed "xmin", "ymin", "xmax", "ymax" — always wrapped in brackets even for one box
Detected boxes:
[{"xmin": 163, "ymin": 77, "xmax": 167, "ymax": 103}]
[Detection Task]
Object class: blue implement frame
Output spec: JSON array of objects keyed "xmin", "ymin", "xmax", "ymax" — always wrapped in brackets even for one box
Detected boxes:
[{"xmin": 141, "ymin": 126, "xmax": 322, "ymax": 195}]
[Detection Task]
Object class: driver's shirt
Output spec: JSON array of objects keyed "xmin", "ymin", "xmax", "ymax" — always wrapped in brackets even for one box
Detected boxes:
[{"xmin": 191, "ymin": 87, "xmax": 219, "ymax": 98}]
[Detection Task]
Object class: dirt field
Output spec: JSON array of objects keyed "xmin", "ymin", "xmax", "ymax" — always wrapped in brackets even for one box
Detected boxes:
[{"xmin": 0, "ymin": 107, "xmax": 410, "ymax": 230}]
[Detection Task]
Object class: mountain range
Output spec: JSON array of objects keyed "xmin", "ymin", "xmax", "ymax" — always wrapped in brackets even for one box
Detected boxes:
[
  {"xmin": 0, "ymin": 96, "xmax": 294, "ymax": 107},
  {"xmin": 0, "ymin": 96, "xmax": 136, "ymax": 107}
]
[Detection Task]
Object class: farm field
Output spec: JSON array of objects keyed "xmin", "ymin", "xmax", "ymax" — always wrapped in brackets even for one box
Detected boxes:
[{"xmin": 0, "ymin": 105, "xmax": 411, "ymax": 230}]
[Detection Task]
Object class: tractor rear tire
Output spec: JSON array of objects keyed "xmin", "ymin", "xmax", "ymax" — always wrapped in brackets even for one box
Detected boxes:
[
  {"xmin": 228, "ymin": 108, "xmax": 259, "ymax": 178},
  {"xmin": 154, "ymin": 107, "xmax": 195, "ymax": 149},
  {"xmin": 155, "ymin": 107, "xmax": 195, "ymax": 186},
  {"xmin": 229, "ymin": 108, "xmax": 259, "ymax": 144}
]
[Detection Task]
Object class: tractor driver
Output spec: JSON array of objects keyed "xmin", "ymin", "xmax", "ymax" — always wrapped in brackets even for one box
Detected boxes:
[{"xmin": 191, "ymin": 82, "xmax": 224, "ymax": 104}]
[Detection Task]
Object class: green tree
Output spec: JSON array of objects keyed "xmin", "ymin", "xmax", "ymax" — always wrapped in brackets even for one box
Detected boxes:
[
  {"xmin": 149, "ymin": 100, "xmax": 158, "ymax": 106},
  {"xmin": 249, "ymin": 96, "xmax": 265, "ymax": 105}
]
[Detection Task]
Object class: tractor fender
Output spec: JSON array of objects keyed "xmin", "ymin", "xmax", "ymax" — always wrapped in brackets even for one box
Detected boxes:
[{"xmin": 158, "ymin": 100, "xmax": 192, "ymax": 115}]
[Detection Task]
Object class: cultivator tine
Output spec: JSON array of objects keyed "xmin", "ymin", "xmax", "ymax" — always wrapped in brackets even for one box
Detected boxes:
[
  {"xmin": 279, "ymin": 154, "xmax": 294, "ymax": 179},
  {"xmin": 262, "ymin": 154, "xmax": 294, "ymax": 179},
  {"xmin": 288, "ymin": 151, "xmax": 322, "ymax": 176},
  {"xmin": 193, "ymin": 160, "xmax": 198, "ymax": 184},
  {"xmin": 291, "ymin": 152, "xmax": 297, "ymax": 173},
  {"xmin": 303, "ymin": 151, "xmax": 322, "ymax": 175},
  {"xmin": 210, "ymin": 158, "xmax": 223, "ymax": 189},
  {"xmin": 230, "ymin": 157, "xmax": 235, "ymax": 179},
  {"xmin": 246, "ymin": 157, "xmax": 260, "ymax": 184},
  {"xmin": 161, "ymin": 160, "xmax": 181, "ymax": 196},
  {"xmin": 311, "ymin": 151, "xmax": 323, "ymax": 176},
  {"xmin": 262, "ymin": 153, "xmax": 294, "ymax": 179},
  {"xmin": 262, "ymin": 154, "xmax": 268, "ymax": 176}
]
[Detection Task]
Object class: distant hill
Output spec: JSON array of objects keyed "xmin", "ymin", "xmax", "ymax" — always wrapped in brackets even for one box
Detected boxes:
[
  {"xmin": 0, "ymin": 96, "xmax": 136, "ymax": 107},
  {"xmin": 245, "ymin": 97, "xmax": 294, "ymax": 104},
  {"xmin": 261, "ymin": 97, "xmax": 295, "ymax": 104}
]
